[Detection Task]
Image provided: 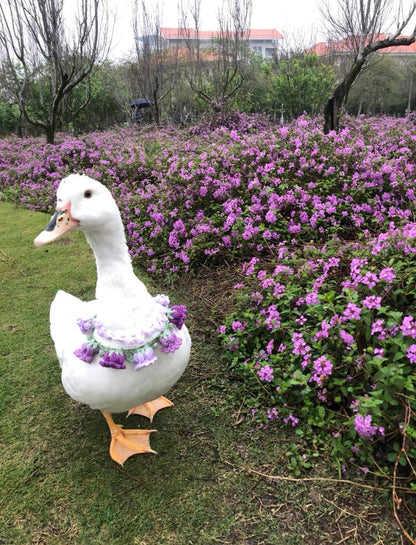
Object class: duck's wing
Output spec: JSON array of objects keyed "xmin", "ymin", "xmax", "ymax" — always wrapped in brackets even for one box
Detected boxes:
[{"xmin": 50, "ymin": 290, "xmax": 98, "ymax": 368}]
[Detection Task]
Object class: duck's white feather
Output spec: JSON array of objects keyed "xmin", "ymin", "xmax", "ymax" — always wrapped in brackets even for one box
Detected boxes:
[
  {"xmin": 43, "ymin": 174, "xmax": 191, "ymax": 414},
  {"xmin": 51, "ymin": 289, "xmax": 190, "ymax": 412}
]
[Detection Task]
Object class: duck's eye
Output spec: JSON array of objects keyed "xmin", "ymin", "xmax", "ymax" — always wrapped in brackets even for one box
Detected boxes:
[{"xmin": 84, "ymin": 190, "xmax": 93, "ymax": 199}]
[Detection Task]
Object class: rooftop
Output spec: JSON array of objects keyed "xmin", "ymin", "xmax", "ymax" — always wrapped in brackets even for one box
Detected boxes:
[
  {"xmin": 309, "ymin": 34, "xmax": 416, "ymax": 56},
  {"xmin": 160, "ymin": 27, "xmax": 283, "ymax": 40}
]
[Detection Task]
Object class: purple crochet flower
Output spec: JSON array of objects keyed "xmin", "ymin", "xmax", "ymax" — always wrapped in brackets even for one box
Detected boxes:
[
  {"xmin": 74, "ymin": 343, "xmax": 98, "ymax": 363},
  {"xmin": 170, "ymin": 305, "xmax": 187, "ymax": 330},
  {"xmin": 160, "ymin": 332, "xmax": 183, "ymax": 353},
  {"xmin": 99, "ymin": 352, "xmax": 126, "ymax": 369},
  {"xmin": 133, "ymin": 347, "xmax": 157, "ymax": 370},
  {"xmin": 155, "ymin": 294, "xmax": 170, "ymax": 307},
  {"xmin": 76, "ymin": 318, "xmax": 94, "ymax": 335}
]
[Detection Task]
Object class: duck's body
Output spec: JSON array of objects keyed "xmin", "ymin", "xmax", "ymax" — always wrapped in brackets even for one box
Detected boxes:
[
  {"xmin": 51, "ymin": 290, "xmax": 190, "ymax": 413},
  {"xmin": 35, "ymin": 174, "xmax": 191, "ymax": 463}
]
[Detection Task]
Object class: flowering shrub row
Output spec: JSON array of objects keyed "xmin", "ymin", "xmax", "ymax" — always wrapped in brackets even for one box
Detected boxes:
[
  {"xmin": 1, "ymin": 115, "xmax": 416, "ymax": 277},
  {"xmin": 1, "ymin": 113, "xmax": 415, "ymax": 480},
  {"xmin": 218, "ymin": 224, "xmax": 416, "ymax": 476}
]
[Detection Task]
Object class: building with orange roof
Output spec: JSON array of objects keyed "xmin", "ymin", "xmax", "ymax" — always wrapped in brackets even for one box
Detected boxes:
[
  {"xmin": 137, "ymin": 27, "xmax": 283, "ymax": 59},
  {"xmin": 308, "ymin": 34, "xmax": 416, "ymax": 58}
]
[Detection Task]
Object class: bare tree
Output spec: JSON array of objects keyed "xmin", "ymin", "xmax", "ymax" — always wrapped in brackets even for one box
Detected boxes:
[
  {"xmin": 180, "ymin": 0, "xmax": 252, "ymax": 112},
  {"xmin": 320, "ymin": 0, "xmax": 416, "ymax": 132},
  {"xmin": 0, "ymin": 0, "xmax": 111, "ymax": 143},
  {"xmin": 133, "ymin": 0, "xmax": 179, "ymax": 124}
]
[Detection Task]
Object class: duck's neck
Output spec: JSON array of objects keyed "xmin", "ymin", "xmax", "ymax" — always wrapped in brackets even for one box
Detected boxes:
[{"xmin": 84, "ymin": 223, "xmax": 150, "ymax": 302}]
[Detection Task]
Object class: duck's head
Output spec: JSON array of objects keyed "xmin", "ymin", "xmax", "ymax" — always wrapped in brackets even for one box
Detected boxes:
[{"xmin": 34, "ymin": 174, "xmax": 121, "ymax": 247}]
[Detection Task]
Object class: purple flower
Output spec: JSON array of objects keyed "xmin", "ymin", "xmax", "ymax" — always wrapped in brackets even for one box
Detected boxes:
[
  {"xmin": 251, "ymin": 291, "xmax": 264, "ymax": 304},
  {"xmin": 288, "ymin": 223, "xmax": 301, "ymax": 234},
  {"xmin": 160, "ymin": 332, "xmax": 182, "ymax": 353},
  {"xmin": 301, "ymin": 354, "xmax": 311, "ymax": 369},
  {"xmin": 361, "ymin": 271, "xmax": 379, "ymax": 289},
  {"xmin": 401, "ymin": 316, "xmax": 416, "ymax": 338},
  {"xmin": 231, "ymin": 320, "xmax": 245, "ymax": 332},
  {"xmin": 362, "ymin": 296, "xmax": 382, "ymax": 309},
  {"xmin": 340, "ymin": 329, "xmax": 354, "ymax": 346},
  {"xmin": 379, "ymin": 267, "xmax": 396, "ymax": 282},
  {"xmin": 227, "ymin": 336, "xmax": 239, "ymax": 351},
  {"xmin": 257, "ymin": 364, "xmax": 274, "ymax": 382},
  {"xmin": 261, "ymin": 305, "xmax": 280, "ymax": 330},
  {"xmin": 74, "ymin": 343, "xmax": 98, "ymax": 363},
  {"xmin": 310, "ymin": 356, "xmax": 333, "ymax": 385},
  {"xmin": 266, "ymin": 339, "xmax": 274, "ymax": 355},
  {"xmin": 313, "ymin": 320, "xmax": 331, "ymax": 340},
  {"xmin": 313, "ymin": 356, "xmax": 333, "ymax": 376},
  {"xmin": 267, "ymin": 407, "xmax": 279, "ymax": 420},
  {"xmin": 305, "ymin": 291, "xmax": 319, "ymax": 305},
  {"xmin": 99, "ymin": 352, "xmax": 126, "ymax": 369},
  {"xmin": 406, "ymin": 344, "xmax": 416, "ymax": 363},
  {"xmin": 295, "ymin": 315, "xmax": 307, "ymax": 325},
  {"xmin": 292, "ymin": 331, "xmax": 310, "ymax": 356},
  {"xmin": 265, "ymin": 210, "xmax": 276, "ymax": 223},
  {"xmin": 371, "ymin": 319, "xmax": 386, "ymax": 337},
  {"xmin": 343, "ymin": 303, "xmax": 361, "ymax": 320},
  {"xmin": 283, "ymin": 413, "xmax": 299, "ymax": 427},
  {"xmin": 350, "ymin": 399, "xmax": 360, "ymax": 412},
  {"xmin": 170, "ymin": 305, "xmax": 187, "ymax": 330},
  {"xmin": 354, "ymin": 414, "xmax": 379, "ymax": 438}
]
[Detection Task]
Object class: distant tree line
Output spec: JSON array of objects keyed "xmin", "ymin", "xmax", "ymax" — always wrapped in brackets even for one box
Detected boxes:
[{"xmin": 0, "ymin": 0, "xmax": 414, "ymax": 142}]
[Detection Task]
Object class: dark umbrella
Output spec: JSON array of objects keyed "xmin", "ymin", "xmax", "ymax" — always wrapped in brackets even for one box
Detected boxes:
[{"xmin": 131, "ymin": 98, "xmax": 152, "ymax": 109}]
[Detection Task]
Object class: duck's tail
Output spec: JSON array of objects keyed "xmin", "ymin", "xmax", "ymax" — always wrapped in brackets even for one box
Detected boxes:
[{"xmin": 50, "ymin": 290, "xmax": 97, "ymax": 368}]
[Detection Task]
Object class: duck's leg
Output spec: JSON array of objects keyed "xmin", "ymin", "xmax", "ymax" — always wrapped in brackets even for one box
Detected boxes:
[
  {"xmin": 100, "ymin": 410, "xmax": 156, "ymax": 465},
  {"xmin": 127, "ymin": 396, "xmax": 173, "ymax": 422}
]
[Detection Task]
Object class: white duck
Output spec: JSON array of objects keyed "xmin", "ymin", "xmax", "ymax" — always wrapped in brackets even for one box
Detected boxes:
[{"xmin": 34, "ymin": 174, "xmax": 191, "ymax": 464}]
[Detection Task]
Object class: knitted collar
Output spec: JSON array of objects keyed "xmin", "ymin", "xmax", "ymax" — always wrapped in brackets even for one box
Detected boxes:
[{"xmin": 74, "ymin": 295, "xmax": 187, "ymax": 370}]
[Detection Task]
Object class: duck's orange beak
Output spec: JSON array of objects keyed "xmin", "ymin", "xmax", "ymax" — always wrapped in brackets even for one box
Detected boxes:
[{"xmin": 34, "ymin": 202, "xmax": 80, "ymax": 247}]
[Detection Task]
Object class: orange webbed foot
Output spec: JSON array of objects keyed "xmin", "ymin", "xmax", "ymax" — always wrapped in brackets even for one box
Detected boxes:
[
  {"xmin": 101, "ymin": 411, "xmax": 156, "ymax": 465},
  {"xmin": 127, "ymin": 396, "xmax": 174, "ymax": 422}
]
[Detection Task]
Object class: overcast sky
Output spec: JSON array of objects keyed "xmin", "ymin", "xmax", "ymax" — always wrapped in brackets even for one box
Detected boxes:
[
  {"xmin": 109, "ymin": 0, "xmax": 415, "ymax": 59},
  {"xmin": 110, "ymin": 0, "xmax": 328, "ymax": 58}
]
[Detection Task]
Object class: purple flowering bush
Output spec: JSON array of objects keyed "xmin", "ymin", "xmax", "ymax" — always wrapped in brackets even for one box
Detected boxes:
[
  {"xmin": 1, "ymin": 112, "xmax": 415, "ymax": 481},
  {"xmin": 218, "ymin": 225, "xmax": 416, "ymax": 477},
  {"xmin": 2, "ymin": 113, "xmax": 416, "ymax": 278}
]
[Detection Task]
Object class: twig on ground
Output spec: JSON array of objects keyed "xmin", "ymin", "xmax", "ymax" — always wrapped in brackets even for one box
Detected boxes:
[
  {"xmin": 222, "ymin": 459, "xmax": 412, "ymax": 494},
  {"xmin": 392, "ymin": 400, "xmax": 416, "ymax": 545}
]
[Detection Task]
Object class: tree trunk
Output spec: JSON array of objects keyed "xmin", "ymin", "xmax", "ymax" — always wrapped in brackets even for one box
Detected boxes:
[
  {"xmin": 323, "ymin": 33, "xmax": 416, "ymax": 133},
  {"xmin": 324, "ymin": 58, "xmax": 365, "ymax": 133},
  {"xmin": 45, "ymin": 124, "xmax": 56, "ymax": 145}
]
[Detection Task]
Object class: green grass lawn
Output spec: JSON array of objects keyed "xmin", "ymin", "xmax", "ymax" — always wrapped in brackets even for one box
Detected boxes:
[{"xmin": 0, "ymin": 201, "xmax": 411, "ymax": 545}]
